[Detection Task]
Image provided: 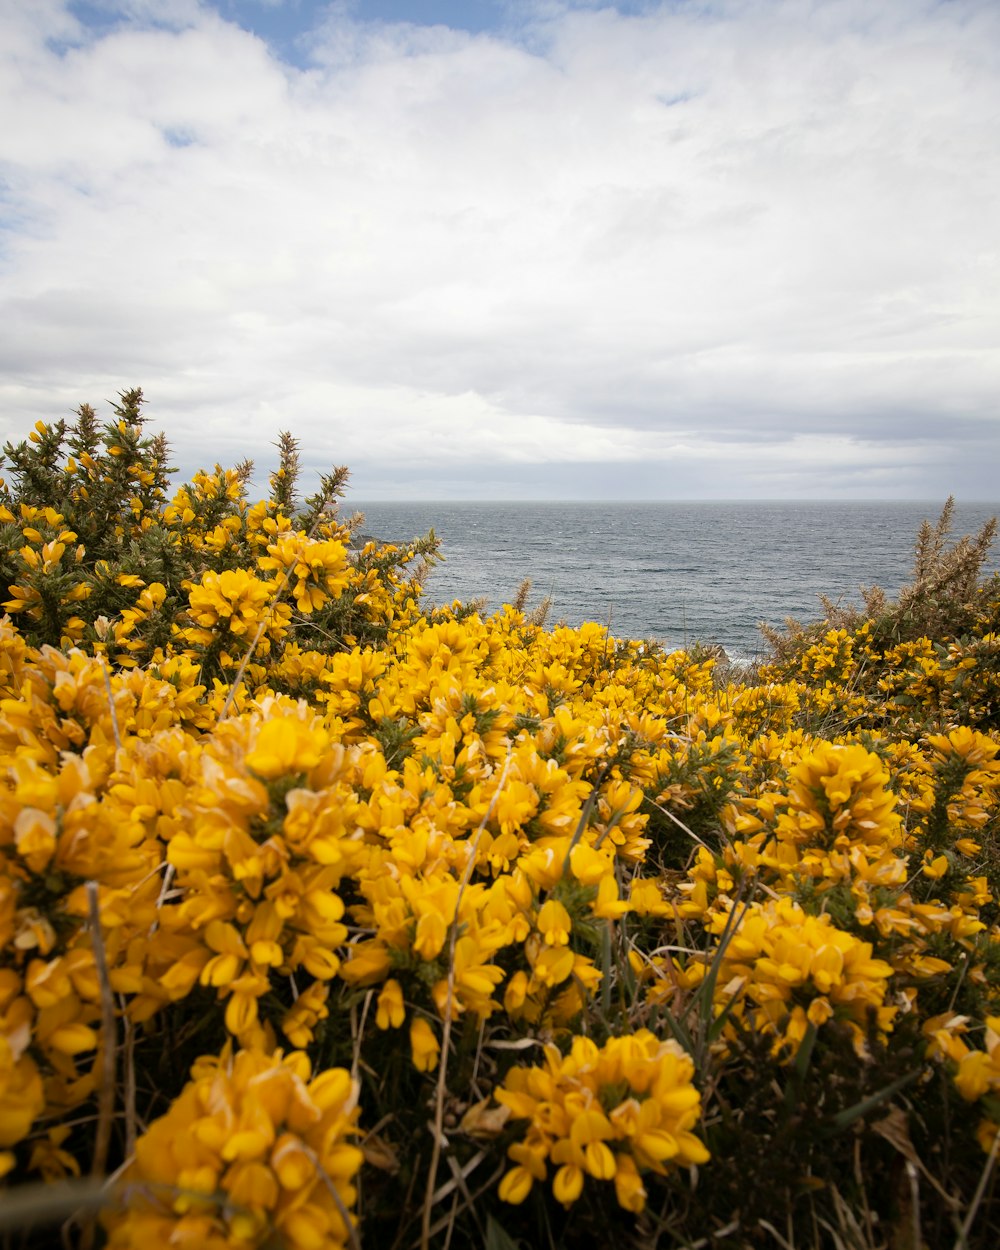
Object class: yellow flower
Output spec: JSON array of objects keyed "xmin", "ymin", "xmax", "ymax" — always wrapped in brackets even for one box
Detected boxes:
[
  {"xmin": 410, "ymin": 1016, "xmax": 440, "ymax": 1072},
  {"xmin": 340, "ymin": 941, "xmax": 391, "ymax": 986},
  {"xmin": 246, "ymin": 714, "xmax": 329, "ymax": 780},
  {"xmin": 376, "ymin": 979, "xmax": 405, "ymax": 1030},
  {"xmin": 498, "ymin": 1164, "xmax": 536, "ymax": 1204},
  {"xmin": 27, "ymin": 1125, "xmax": 82, "ymax": 1181},
  {"xmin": 954, "ymin": 1051, "xmax": 997, "ymax": 1102},
  {"xmin": 281, "ymin": 981, "xmax": 330, "ymax": 1048},
  {"xmin": 0, "ymin": 1035, "xmax": 46, "ymax": 1150},
  {"xmin": 537, "ymin": 898, "xmax": 572, "ymax": 946},
  {"xmin": 629, "ymin": 878, "xmax": 672, "ymax": 917},
  {"xmin": 12, "ymin": 808, "xmax": 57, "ymax": 876},
  {"xmin": 614, "ymin": 1153, "xmax": 647, "ymax": 1212},
  {"xmin": 568, "ymin": 841, "xmax": 610, "ymax": 885},
  {"xmin": 921, "ymin": 852, "xmax": 950, "ymax": 879},
  {"xmin": 257, "ymin": 533, "xmax": 349, "ymax": 614},
  {"xmin": 529, "ymin": 945, "xmax": 576, "ymax": 988},
  {"xmin": 552, "ymin": 1163, "xmax": 584, "ymax": 1205},
  {"xmin": 591, "ymin": 873, "xmax": 630, "ymax": 920}
]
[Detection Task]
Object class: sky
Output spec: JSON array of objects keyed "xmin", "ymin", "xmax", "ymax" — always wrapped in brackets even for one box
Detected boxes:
[{"xmin": 0, "ymin": 0, "xmax": 998, "ymax": 501}]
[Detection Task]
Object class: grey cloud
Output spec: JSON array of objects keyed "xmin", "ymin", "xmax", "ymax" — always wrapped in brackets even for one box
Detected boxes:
[{"xmin": 0, "ymin": 0, "xmax": 998, "ymax": 499}]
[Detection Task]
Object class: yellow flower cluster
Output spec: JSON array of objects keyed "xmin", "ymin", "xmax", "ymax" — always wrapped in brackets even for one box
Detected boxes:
[
  {"xmin": 257, "ymin": 532, "xmax": 350, "ymax": 615},
  {"xmin": 1, "ymin": 503, "xmax": 89, "ymax": 646},
  {"xmin": 496, "ymin": 1031, "xmax": 708, "ymax": 1212},
  {"xmin": 102, "ymin": 1046, "xmax": 362, "ymax": 1250},
  {"xmin": 728, "ymin": 740, "xmax": 905, "ymax": 889},
  {"xmin": 665, "ymin": 734, "xmax": 997, "ymax": 1056},
  {"xmin": 923, "ymin": 1013, "xmax": 1000, "ymax": 1151},
  {"xmin": 2, "ymin": 425, "xmax": 1000, "ymax": 1244},
  {"xmin": 707, "ymin": 897, "xmax": 896, "ymax": 1056}
]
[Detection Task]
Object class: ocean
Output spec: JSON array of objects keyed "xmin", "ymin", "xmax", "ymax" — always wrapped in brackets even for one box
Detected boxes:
[{"xmin": 344, "ymin": 501, "xmax": 1000, "ymax": 662}]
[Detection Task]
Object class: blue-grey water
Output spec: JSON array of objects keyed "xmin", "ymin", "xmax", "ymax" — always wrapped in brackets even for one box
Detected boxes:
[{"xmin": 344, "ymin": 501, "xmax": 1000, "ymax": 662}]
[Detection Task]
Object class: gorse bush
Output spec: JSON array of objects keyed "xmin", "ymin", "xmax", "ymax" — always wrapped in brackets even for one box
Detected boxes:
[
  {"xmin": 1, "ymin": 393, "xmax": 999, "ymax": 1250},
  {"xmin": 761, "ymin": 496, "xmax": 999, "ymax": 660}
]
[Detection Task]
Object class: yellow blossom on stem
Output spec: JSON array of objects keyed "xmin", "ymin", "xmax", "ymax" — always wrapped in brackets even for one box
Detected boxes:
[
  {"xmin": 101, "ymin": 1046, "xmax": 362, "ymax": 1250},
  {"xmin": 410, "ymin": 1016, "xmax": 440, "ymax": 1072},
  {"xmin": 376, "ymin": 978, "xmax": 405, "ymax": 1030},
  {"xmin": 496, "ymin": 1030, "xmax": 707, "ymax": 1213}
]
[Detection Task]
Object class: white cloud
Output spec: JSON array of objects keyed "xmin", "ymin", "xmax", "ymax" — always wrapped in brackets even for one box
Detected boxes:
[{"xmin": 0, "ymin": 0, "xmax": 998, "ymax": 499}]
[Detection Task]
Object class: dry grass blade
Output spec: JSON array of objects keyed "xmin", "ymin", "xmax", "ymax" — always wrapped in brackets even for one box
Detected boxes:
[
  {"xmin": 100, "ymin": 658, "xmax": 121, "ymax": 752},
  {"xmin": 649, "ymin": 795, "xmax": 719, "ymax": 853},
  {"xmin": 218, "ymin": 609, "xmax": 281, "ymax": 720},
  {"xmin": 914, "ymin": 496, "xmax": 955, "ymax": 582},
  {"xmin": 905, "ymin": 1161, "xmax": 921, "ymax": 1250},
  {"xmin": 872, "ymin": 1106, "xmax": 958, "ymax": 1209},
  {"xmin": 76, "ymin": 881, "xmax": 118, "ymax": 1250},
  {"xmin": 438, "ymin": 1149, "xmax": 489, "ymax": 1216},
  {"xmin": 817, "ymin": 1183, "xmax": 885, "ymax": 1250},
  {"xmin": 411, "ymin": 1162, "xmax": 506, "ymax": 1249},
  {"xmin": 528, "ymin": 593, "xmax": 552, "ymax": 629},
  {"xmin": 0, "ymin": 1178, "xmax": 109, "ymax": 1233},
  {"xmin": 954, "ymin": 1128, "xmax": 1000, "ymax": 1250},
  {"xmin": 121, "ymin": 1003, "xmax": 137, "ymax": 1161},
  {"xmin": 352, "ymin": 989, "xmax": 375, "ymax": 1083},
  {"xmin": 301, "ymin": 1143, "xmax": 362, "ymax": 1250},
  {"xmin": 758, "ymin": 1218, "xmax": 796, "ymax": 1249},
  {"xmin": 559, "ymin": 761, "xmax": 611, "ymax": 878},
  {"xmin": 420, "ymin": 746, "xmax": 514, "ymax": 1250},
  {"xmin": 671, "ymin": 1219, "xmax": 742, "ymax": 1249}
]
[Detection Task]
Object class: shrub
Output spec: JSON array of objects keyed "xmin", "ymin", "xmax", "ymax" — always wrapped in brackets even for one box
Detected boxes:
[{"xmin": 0, "ymin": 396, "xmax": 998, "ymax": 1249}]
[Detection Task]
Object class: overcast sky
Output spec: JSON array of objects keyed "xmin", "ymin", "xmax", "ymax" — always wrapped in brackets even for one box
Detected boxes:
[{"xmin": 1, "ymin": 0, "xmax": 998, "ymax": 501}]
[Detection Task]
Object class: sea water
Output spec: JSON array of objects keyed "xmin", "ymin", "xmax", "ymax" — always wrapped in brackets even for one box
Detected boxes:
[{"xmin": 344, "ymin": 500, "xmax": 1000, "ymax": 662}]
